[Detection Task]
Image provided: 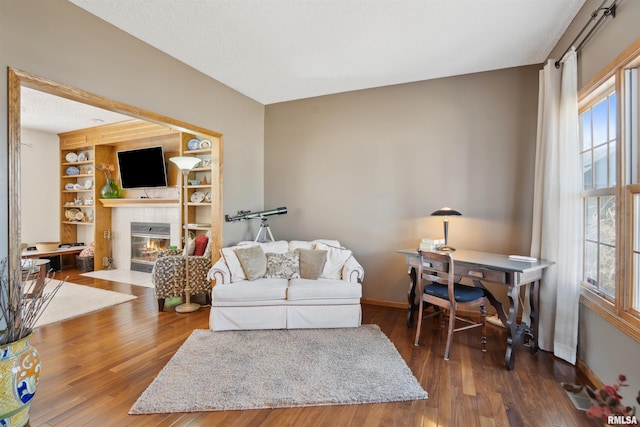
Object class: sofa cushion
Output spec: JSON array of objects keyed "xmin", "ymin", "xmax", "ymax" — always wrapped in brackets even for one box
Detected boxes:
[
  {"xmin": 315, "ymin": 243, "xmax": 353, "ymax": 280},
  {"xmin": 297, "ymin": 248, "xmax": 327, "ymax": 280},
  {"xmin": 212, "ymin": 278, "xmax": 288, "ymax": 302},
  {"xmin": 288, "ymin": 278, "xmax": 362, "ymax": 301},
  {"xmin": 235, "ymin": 245, "xmax": 267, "ymax": 280},
  {"xmin": 265, "ymin": 252, "xmax": 301, "ymax": 279},
  {"xmin": 313, "ymin": 239, "xmax": 341, "ymax": 248},
  {"xmin": 288, "ymin": 240, "xmax": 314, "ymax": 252},
  {"xmin": 238, "ymin": 240, "xmax": 289, "ymax": 254}
]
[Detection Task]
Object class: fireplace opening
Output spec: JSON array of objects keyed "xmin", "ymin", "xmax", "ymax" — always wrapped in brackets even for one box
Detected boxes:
[{"xmin": 130, "ymin": 222, "xmax": 170, "ymax": 273}]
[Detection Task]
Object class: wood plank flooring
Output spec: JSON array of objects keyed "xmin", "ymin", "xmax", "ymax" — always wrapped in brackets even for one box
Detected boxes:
[{"xmin": 27, "ymin": 268, "xmax": 601, "ymax": 426}]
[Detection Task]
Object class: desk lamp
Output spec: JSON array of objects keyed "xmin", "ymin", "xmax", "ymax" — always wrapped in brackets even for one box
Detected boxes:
[
  {"xmin": 170, "ymin": 156, "xmax": 202, "ymax": 313},
  {"xmin": 430, "ymin": 207, "xmax": 462, "ymax": 252}
]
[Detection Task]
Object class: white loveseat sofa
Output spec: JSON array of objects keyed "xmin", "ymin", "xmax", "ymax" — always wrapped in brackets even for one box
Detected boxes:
[{"xmin": 206, "ymin": 239, "xmax": 364, "ymax": 331}]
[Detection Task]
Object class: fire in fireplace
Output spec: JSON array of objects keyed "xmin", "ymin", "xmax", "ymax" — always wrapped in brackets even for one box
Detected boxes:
[{"xmin": 130, "ymin": 222, "xmax": 170, "ymax": 273}]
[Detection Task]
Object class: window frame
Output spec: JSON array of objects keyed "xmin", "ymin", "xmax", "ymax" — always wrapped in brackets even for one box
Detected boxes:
[
  {"xmin": 578, "ymin": 38, "xmax": 640, "ymax": 343},
  {"xmin": 580, "ymin": 81, "xmax": 617, "ymax": 302}
]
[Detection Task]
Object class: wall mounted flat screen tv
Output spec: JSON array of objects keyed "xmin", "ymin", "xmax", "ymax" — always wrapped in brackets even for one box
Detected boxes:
[{"xmin": 117, "ymin": 146, "xmax": 168, "ymax": 189}]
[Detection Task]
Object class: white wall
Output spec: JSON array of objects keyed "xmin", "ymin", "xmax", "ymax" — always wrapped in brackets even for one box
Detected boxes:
[{"xmin": 19, "ymin": 128, "xmax": 60, "ymax": 245}]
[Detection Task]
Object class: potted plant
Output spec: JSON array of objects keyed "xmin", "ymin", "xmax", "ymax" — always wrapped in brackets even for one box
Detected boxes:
[
  {"xmin": 0, "ymin": 257, "xmax": 63, "ymax": 427},
  {"xmin": 586, "ymin": 374, "xmax": 640, "ymax": 426}
]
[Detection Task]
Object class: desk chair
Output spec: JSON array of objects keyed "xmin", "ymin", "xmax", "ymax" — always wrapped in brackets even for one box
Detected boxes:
[{"xmin": 413, "ymin": 250, "xmax": 487, "ymax": 360}]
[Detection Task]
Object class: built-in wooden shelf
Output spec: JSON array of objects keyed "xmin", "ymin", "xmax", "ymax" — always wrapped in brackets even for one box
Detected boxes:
[{"xmin": 99, "ymin": 198, "xmax": 179, "ymax": 207}]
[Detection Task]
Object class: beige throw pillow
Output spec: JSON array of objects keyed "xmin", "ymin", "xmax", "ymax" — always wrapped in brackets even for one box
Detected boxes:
[
  {"xmin": 296, "ymin": 248, "xmax": 327, "ymax": 280},
  {"xmin": 235, "ymin": 245, "xmax": 267, "ymax": 281},
  {"xmin": 220, "ymin": 243, "xmax": 257, "ymax": 282}
]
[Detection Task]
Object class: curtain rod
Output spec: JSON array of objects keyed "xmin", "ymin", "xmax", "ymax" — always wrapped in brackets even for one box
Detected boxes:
[{"xmin": 554, "ymin": 0, "xmax": 617, "ymax": 68}]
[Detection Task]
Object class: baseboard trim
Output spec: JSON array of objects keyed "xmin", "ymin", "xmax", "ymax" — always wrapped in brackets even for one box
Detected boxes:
[
  {"xmin": 360, "ymin": 298, "xmax": 499, "ymax": 318},
  {"xmin": 361, "ymin": 298, "xmax": 408, "ymax": 309},
  {"xmin": 576, "ymin": 358, "xmax": 604, "ymax": 389}
]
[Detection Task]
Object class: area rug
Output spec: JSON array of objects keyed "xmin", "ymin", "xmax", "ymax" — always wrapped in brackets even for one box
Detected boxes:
[
  {"xmin": 81, "ymin": 269, "xmax": 154, "ymax": 288},
  {"xmin": 35, "ymin": 280, "xmax": 137, "ymax": 327},
  {"xmin": 130, "ymin": 324, "xmax": 428, "ymax": 414}
]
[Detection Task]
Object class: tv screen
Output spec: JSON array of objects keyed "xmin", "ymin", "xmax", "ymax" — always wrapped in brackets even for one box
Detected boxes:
[{"xmin": 117, "ymin": 146, "xmax": 168, "ymax": 189}]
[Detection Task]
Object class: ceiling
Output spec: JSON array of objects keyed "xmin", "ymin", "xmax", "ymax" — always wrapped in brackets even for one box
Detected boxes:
[
  {"xmin": 69, "ymin": 0, "xmax": 586, "ymax": 104},
  {"xmin": 21, "ymin": 87, "xmax": 132, "ymax": 134},
  {"xmin": 21, "ymin": 0, "xmax": 587, "ymax": 134}
]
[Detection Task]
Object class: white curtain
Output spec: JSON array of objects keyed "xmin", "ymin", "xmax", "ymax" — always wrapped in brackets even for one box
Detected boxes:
[{"xmin": 528, "ymin": 48, "xmax": 582, "ymax": 364}]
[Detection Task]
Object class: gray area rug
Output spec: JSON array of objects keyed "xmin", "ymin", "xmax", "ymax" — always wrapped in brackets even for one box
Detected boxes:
[{"xmin": 130, "ymin": 324, "xmax": 428, "ymax": 413}]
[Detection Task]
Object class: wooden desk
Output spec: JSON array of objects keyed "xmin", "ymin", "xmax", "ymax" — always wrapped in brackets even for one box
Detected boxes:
[
  {"xmin": 21, "ymin": 246, "xmax": 86, "ymax": 259},
  {"xmin": 397, "ymin": 249, "xmax": 554, "ymax": 370}
]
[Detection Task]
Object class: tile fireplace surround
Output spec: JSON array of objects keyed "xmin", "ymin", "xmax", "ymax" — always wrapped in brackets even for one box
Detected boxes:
[{"xmin": 111, "ymin": 206, "xmax": 181, "ymax": 271}]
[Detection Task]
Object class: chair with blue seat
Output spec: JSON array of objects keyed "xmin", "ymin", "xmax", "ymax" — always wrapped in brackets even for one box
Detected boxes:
[{"xmin": 413, "ymin": 250, "xmax": 487, "ymax": 360}]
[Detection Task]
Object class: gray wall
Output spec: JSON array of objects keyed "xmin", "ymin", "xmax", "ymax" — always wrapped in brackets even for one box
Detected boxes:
[
  {"xmin": 265, "ymin": 66, "xmax": 540, "ymax": 303},
  {"xmin": 0, "ymin": 0, "xmax": 265, "ymax": 252},
  {"xmin": 548, "ymin": 0, "xmax": 640, "ymax": 406}
]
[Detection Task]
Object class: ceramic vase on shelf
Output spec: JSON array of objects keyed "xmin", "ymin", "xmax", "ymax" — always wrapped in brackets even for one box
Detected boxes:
[
  {"xmin": 101, "ymin": 178, "xmax": 119, "ymax": 199},
  {"xmin": 0, "ymin": 334, "xmax": 41, "ymax": 427}
]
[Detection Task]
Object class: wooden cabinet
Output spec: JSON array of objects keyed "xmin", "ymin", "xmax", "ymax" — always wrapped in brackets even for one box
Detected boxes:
[{"xmin": 58, "ymin": 120, "xmax": 222, "ymax": 269}]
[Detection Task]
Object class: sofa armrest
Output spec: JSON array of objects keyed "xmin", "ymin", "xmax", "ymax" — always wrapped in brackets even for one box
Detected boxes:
[
  {"xmin": 207, "ymin": 257, "xmax": 231, "ymax": 284},
  {"xmin": 342, "ymin": 256, "xmax": 364, "ymax": 283}
]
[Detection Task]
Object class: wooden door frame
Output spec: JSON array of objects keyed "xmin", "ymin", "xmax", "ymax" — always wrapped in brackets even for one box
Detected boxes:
[{"xmin": 7, "ymin": 67, "xmax": 223, "ymax": 283}]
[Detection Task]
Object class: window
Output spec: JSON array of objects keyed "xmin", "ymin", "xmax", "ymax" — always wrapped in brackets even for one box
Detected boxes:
[
  {"xmin": 581, "ymin": 86, "xmax": 617, "ymax": 299},
  {"xmin": 579, "ymin": 40, "xmax": 640, "ymax": 341}
]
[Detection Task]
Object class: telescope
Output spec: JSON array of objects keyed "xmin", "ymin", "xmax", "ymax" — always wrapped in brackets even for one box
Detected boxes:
[{"xmin": 225, "ymin": 207, "xmax": 287, "ymax": 222}]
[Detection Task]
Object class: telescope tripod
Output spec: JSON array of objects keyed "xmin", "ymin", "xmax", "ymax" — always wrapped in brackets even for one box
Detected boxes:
[{"xmin": 254, "ymin": 217, "xmax": 275, "ymax": 242}]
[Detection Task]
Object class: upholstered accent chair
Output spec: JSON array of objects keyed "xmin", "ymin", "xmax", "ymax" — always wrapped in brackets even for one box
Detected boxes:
[
  {"xmin": 152, "ymin": 248, "xmax": 212, "ymax": 311},
  {"xmin": 413, "ymin": 250, "xmax": 487, "ymax": 360}
]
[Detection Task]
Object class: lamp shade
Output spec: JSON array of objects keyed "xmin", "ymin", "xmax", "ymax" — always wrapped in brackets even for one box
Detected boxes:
[
  {"xmin": 431, "ymin": 207, "xmax": 462, "ymax": 217},
  {"xmin": 169, "ymin": 156, "xmax": 201, "ymax": 171}
]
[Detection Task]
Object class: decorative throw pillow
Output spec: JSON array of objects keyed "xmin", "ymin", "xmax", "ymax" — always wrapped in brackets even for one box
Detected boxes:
[
  {"xmin": 315, "ymin": 243, "xmax": 353, "ymax": 280},
  {"xmin": 235, "ymin": 245, "xmax": 267, "ymax": 280},
  {"xmin": 183, "ymin": 236, "xmax": 196, "ymax": 256},
  {"xmin": 79, "ymin": 241, "xmax": 95, "ymax": 257},
  {"xmin": 193, "ymin": 234, "xmax": 209, "ymax": 256},
  {"xmin": 265, "ymin": 252, "xmax": 300, "ymax": 279},
  {"xmin": 203, "ymin": 229, "xmax": 213, "ymax": 259},
  {"xmin": 220, "ymin": 242, "xmax": 257, "ymax": 282},
  {"xmin": 296, "ymin": 248, "xmax": 327, "ymax": 280}
]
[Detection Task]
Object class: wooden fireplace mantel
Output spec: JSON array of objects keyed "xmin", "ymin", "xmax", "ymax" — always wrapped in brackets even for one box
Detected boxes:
[{"xmin": 99, "ymin": 198, "xmax": 179, "ymax": 208}]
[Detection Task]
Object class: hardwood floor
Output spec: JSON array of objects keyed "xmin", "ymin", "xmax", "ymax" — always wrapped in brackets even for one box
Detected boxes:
[{"xmin": 27, "ymin": 268, "xmax": 601, "ymax": 427}]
